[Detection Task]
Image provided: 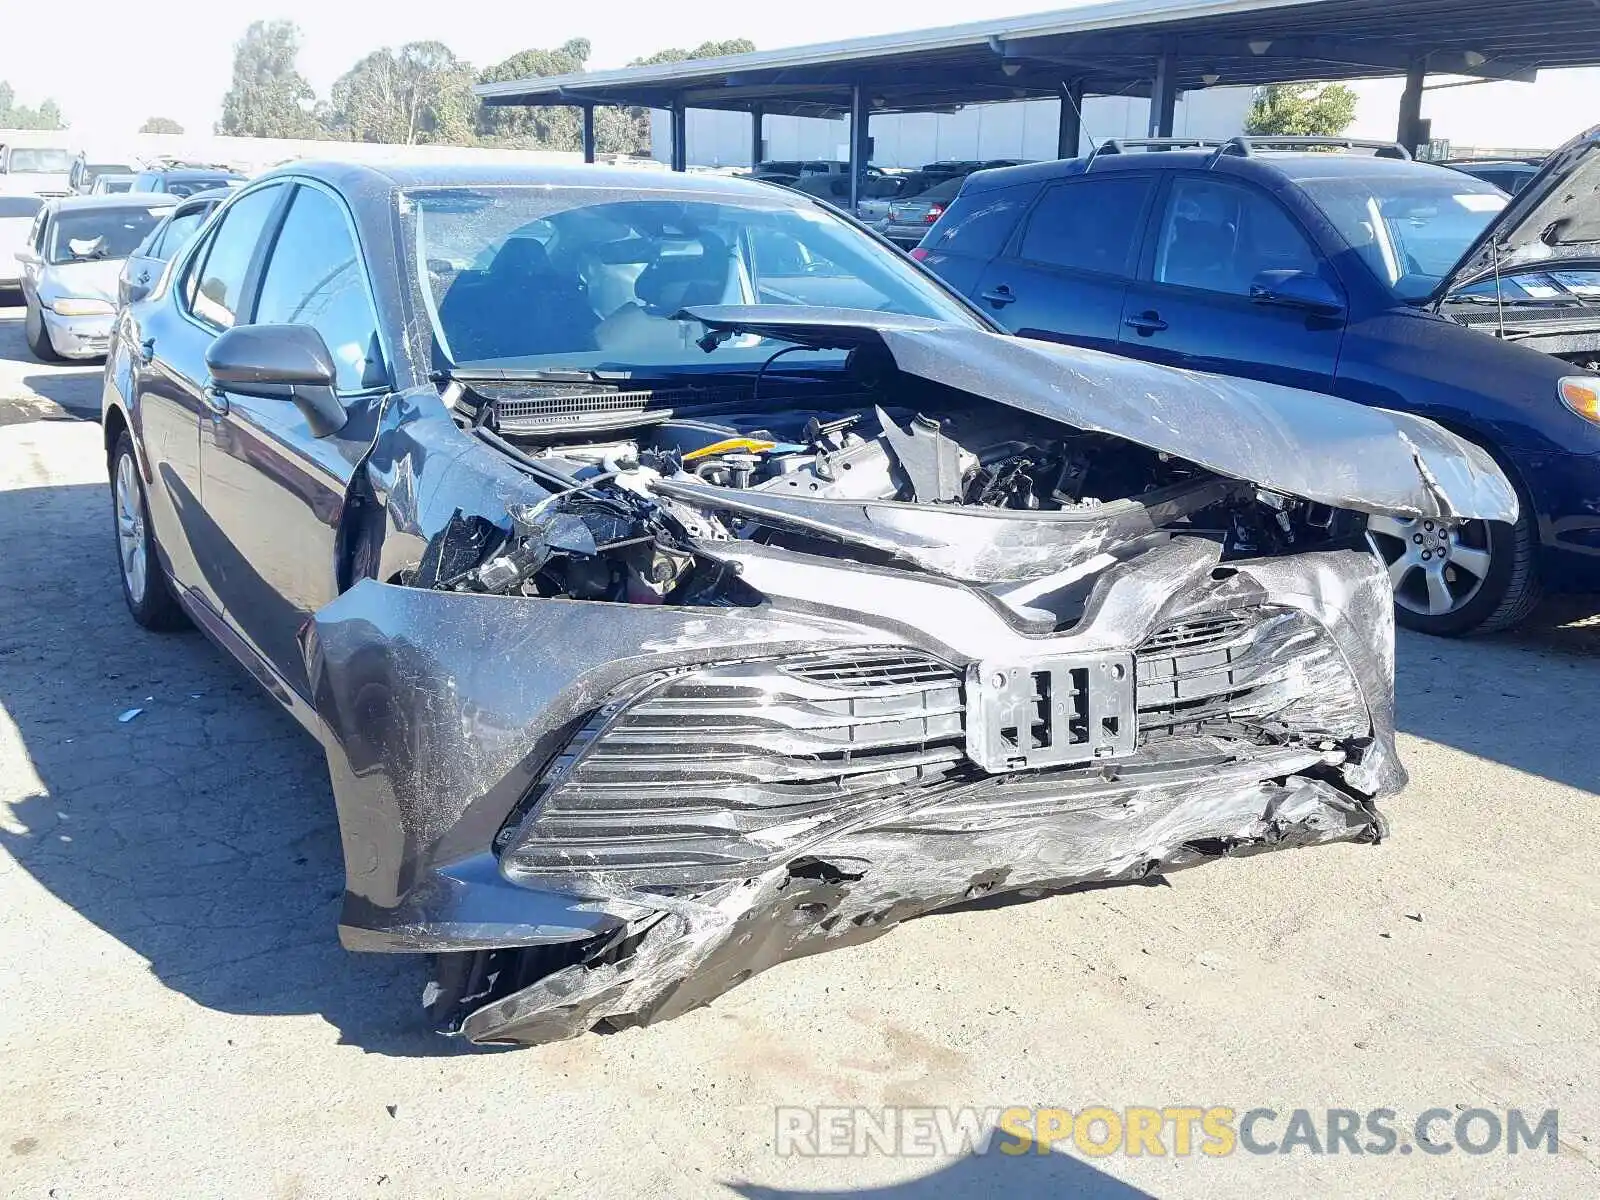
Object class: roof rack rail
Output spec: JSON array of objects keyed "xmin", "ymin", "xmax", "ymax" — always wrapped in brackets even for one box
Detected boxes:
[
  {"xmin": 1206, "ymin": 136, "xmax": 1412, "ymax": 166},
  {"xmin": 1084, "ymin": 137, "xmax": 1225, "ymax": 169}
]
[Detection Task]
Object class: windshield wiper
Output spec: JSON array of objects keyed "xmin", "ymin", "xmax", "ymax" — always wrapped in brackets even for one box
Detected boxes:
[
  {"xmin": 1447, "ymin": 293, "xmax": 1591, "ymax": 308},
  {"xmin": 431, "ymin": 365, "xmax": 612, "ymax": 384}
]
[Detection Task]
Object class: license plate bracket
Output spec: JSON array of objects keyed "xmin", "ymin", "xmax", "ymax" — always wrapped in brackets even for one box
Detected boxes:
[{"xmin": 965, "ymin": 653, "xmax": 1136, "ymax": 773}]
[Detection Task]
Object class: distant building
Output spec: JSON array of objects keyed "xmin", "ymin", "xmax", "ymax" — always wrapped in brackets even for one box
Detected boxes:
[{"xmin": 652, "ymin": 88, "xmax": 1255, "ymax": 168}]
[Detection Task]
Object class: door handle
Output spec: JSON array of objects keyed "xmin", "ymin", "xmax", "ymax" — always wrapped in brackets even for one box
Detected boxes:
[
  {"xmin": 1124, "ymin": 310, "xmax": 1169, "ymax": 335},
  {"xmin": 980, "ymin": 285, "xmax": 1016, "ymax": 307}
]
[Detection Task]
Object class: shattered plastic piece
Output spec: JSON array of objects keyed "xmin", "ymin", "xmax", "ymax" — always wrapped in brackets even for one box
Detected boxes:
[
  {"xmin": 117, "ymin": 708, "xmax": 143, "ymax": 723},
  {"xmin": 876, "ymin": 406, "xmax": 964, "ymax": 502}
]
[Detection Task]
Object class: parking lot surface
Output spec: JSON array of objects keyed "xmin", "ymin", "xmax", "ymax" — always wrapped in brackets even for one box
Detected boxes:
[{"xmin": 1, "ymin": 299, "xmax": 1597, "ymax": 1199}]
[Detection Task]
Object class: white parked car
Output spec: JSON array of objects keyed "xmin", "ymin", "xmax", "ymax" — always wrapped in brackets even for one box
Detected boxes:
[
  {"xmin": 0, "ymin": 144, "xmax": 74, "ymax": 197},
  {"xmin": 0, "ymin": 194, "xmax": 45, "ymax": 290},
  {"xmin": 14, "ymin": 194, "xmax": 175, "ymax": 360}
]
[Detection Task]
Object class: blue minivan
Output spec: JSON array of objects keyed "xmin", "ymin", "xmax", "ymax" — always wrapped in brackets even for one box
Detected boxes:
[{"xmin": 915, "ymin": 130, "xmax": 1600, "ymax": 635}]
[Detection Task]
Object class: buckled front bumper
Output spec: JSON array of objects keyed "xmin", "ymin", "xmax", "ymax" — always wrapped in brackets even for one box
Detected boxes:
[{"xmin": 303, "ymin": 539, "xmax": 1401, "ymax": 1044}]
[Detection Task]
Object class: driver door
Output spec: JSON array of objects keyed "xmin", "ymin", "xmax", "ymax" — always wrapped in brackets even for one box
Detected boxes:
[
  {"xmin": 1116, "ymin": 174, "xmax": 1346, "ymax": 393},
  {"xmin": 198, "ymin": 180, "xmax": 390, "ymax": 702}
]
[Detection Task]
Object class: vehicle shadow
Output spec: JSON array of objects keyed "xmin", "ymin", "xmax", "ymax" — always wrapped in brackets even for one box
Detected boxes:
[
  {"xmin": 20, "ymin": 368, "xmax": 103, "ymax": 421},
  {"xmin": 1, "ymin": 475, "xmax": 1594, "ymax": 1060},
  {"xmin": 1393, "ymin": 601, "xmax": 1600, "ymax": 795},
  {"xmin": 727, "ymin": 1149, "xmax": 1156, "ymax": 1198},
  {"xmin": 0, "ymin": 480, "xmax": 466, "ymax": 1057}
]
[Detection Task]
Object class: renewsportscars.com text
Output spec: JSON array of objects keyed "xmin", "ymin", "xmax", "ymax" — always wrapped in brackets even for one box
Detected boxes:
[{"xmin": 775, "ymin": 1105, "xmax": 1560, "ymax": 1159}]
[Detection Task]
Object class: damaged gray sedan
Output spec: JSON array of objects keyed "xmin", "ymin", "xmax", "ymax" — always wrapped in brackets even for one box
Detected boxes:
[{"xmin": 102, "ymin": 162, "xmax": 1517, "ymax": 1046}]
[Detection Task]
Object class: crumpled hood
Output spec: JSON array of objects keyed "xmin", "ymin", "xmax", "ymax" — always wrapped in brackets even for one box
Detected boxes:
[
  {"xmin": 39, "ymin": 258, "xmax": 123, "ymax": 307},
  {"xmin": 1442, "ymin": 124, "xmax": 1600, "ymax": 296},
  {"xmin": 684, "ymin": 306, "xmax": 1518, "ymax": 523}
]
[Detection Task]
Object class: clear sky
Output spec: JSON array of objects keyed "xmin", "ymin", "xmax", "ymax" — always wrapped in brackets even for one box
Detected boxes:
[{"xmin": 3, "ymin": 0, "xmax": 1595, "ymax": 151}]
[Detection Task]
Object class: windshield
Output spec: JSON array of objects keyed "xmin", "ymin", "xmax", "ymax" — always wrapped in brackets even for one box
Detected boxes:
[
  {"xmin": 1298, "ymin": 169, "xmax": 1508, "ymax": 301},
  {"xmin": 46, "ymin": 206, "xmax": 169, "ymax": 264},
  {"xmin": 1453, "ymin": 266, "xmax": 1600, "ymax": 304},
  {"xmin": 8, "ymin": 148, "xmax": 72, "ymax": 174},
  {"xmin": 404, "ymin": 184, "xmax": 977, "ymax": 371}
]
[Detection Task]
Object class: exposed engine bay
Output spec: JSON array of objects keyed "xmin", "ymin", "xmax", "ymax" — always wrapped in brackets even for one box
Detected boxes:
[{"xmin": 423, "ymin": 361, "xmax": 1359, "ymax": 629}]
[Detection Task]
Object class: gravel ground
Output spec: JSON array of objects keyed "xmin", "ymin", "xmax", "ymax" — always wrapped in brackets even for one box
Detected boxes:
[{"xmin": 1, "ymin": 297, "xmax": 1597, "ymax": 1199}]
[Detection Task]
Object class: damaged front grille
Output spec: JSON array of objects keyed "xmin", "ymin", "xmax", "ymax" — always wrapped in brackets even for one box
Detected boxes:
[
  {"xmin": 499, "ymin": 650, "xmax": 967, "ymax": 886},
  {"xmin": 782, "ymin": 650, "xmax": 956, "ymax": 688},
  {"xmin": 1135, "ymin": 607, "xmax": 1369, "ymax": 743},
  {"xmin": 499, "ymin": 609, "xmax": 1371, "ymax": 893}
]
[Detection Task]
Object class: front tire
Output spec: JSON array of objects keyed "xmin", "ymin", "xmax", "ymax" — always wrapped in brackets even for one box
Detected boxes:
[
  {"xmin": 24, "ymin": 300, "xmax": 63, "ymax": 362},
  {"xmin": 111, "ymin": 431, "xmax": 187, "ymax": 631},
  {"xmin": 1367, "ymin": 509, "xmax": 1542, "ymax": 636}
]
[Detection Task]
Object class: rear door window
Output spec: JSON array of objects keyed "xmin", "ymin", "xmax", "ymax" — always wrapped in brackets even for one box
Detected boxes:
[
  {"xmin": 1016, "ymin": 177, "xmax": 1155, "ymax": 277},
  {"xmin": 155, "ymin": 209, "xmax": 206, "ymax": 258}
]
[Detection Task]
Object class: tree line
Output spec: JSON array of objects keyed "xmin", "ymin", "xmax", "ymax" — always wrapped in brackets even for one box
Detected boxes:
[
  {"xmin": 0, "ymin": 82, "xmax": 65, "ymax": 130},
  {"xmin": 214, "ymin": 20, "xmax": 754, "ymax": 155}
]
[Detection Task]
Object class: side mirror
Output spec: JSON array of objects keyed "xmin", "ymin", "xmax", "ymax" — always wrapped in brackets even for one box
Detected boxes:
[
  {"xmin": 205, "ymin": 324, "xmax": 347, "ymax": 438},
  {"xmin": 14, "ymin": 248, "xmax": 39, "ymax": 266},
  {"xmin": 1250, "ymin": 269, "xmax": 1346, "ymax": 319}
]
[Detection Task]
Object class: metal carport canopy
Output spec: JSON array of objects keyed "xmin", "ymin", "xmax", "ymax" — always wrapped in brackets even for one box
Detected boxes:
[{"xmin": 473, "ymin": 0, "xmax": 1600, "ymax": 118}]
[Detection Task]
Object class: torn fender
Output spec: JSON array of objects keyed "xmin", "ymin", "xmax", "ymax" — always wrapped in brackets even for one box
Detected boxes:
[{"xmin": 683, "ymin": 306, "xmax": 1519, "ymax": 524}]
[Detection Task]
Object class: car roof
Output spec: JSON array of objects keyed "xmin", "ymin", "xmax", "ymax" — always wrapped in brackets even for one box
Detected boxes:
[
  {"xmin": 257, "ymin": 158, "xmax": 810, "ymax": 201},
  {"xmin": 48, "ymin": 193, "xmax": 180, "ymax": 211},
  {"xmin": 174, "ymin": 186, "xmax": 235, "ymax": 205},
  {"xmin": 1448, "ymin": 159, "xmax": 1540, "ymax": 171},
  {"xmin": 960, "ymin": 148, "xmax": 1473, "ymax": 194}
]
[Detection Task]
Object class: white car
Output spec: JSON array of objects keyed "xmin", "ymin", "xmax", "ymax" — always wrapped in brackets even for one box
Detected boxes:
[
  {"xmin": 0, "ymin": 144, "xmax": 74, "ymax": 197},
  {"xmin": 14, "ymin": 194, "xmax": 175, "ymax": 360},
  {"xmin": 0, "ymin": 194, "xmax": 44, "ymax": 290}
]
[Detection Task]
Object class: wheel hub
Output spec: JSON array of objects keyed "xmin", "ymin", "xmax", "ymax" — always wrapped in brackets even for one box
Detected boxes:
[{"xmin": 1365, "ymin": 515, "xmax": 1491, "ymax": 619}]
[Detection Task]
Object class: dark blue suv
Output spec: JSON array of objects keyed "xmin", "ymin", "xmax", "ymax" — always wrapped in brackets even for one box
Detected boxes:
[{"xmin": 917, "ymin": 130, "xmax": 1600, "ymax": 635}]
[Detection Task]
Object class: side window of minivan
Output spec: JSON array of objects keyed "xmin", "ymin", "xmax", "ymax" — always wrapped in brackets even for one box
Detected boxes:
[{"xmin": 1016, "ymin": 177, "xmax": 1156, "ymax": 277}]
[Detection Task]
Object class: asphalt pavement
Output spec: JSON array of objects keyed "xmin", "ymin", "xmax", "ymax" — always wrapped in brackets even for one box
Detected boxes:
[{"xmin": 0, "ymin": 297, "xmax": 1596, "ymax": 1199}]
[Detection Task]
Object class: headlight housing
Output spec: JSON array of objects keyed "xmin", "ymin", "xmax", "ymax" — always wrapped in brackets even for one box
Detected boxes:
[
  {"xmin": 48, "ymin": 297, "xmax": 115, "ymax": 317},
  {"xmin": 1559, "ymin": 376, "xmax": 1600, "ymax": 425}
]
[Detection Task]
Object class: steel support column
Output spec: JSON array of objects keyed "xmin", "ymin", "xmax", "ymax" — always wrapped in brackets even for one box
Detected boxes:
[
  {"xmin": 669, "ymin": 101, "xmax": 688, "ymax": 172},
  {"xmin": 750, "ymin": 104, "xmax": 765, "ymax": 168},
  {"xmin": 1057, "ymin": 80, "xmax": 1085, "ymax": 159},
  {"xmin": 581, "ymin": 105, "xmax": 596, "ymax": 164},
  {"xmin": 1396, "ymin": 58, "xmax": 1427, "ymax": 153},
  {"xmin": 1147, "ymin": 52, "xmax": 1178, "ymax": 138},
  {"xmin": 849, "ymin": 84, "xmax": 871, "ymax": 213}
]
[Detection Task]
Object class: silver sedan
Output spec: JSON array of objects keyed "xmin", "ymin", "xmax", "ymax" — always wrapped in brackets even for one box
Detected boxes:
[{"xmin": 14, "ymin": 193, "xmax": 175, "ymax": 360}]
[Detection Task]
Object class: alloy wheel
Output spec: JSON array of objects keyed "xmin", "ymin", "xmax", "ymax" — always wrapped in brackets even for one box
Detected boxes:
[
  {"xmin": 1366, "ymin": 515, "xmax": 1491, "ymax": 617},
  {"xmin": 115, "ymin": 452, "xmax": 148, "ymax": 605}
]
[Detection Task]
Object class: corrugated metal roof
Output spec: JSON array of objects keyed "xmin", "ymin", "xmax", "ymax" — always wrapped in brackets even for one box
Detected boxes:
[{"xmin": 475, "ymin": 0, "xmax": 1600, "ymax": 117}]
